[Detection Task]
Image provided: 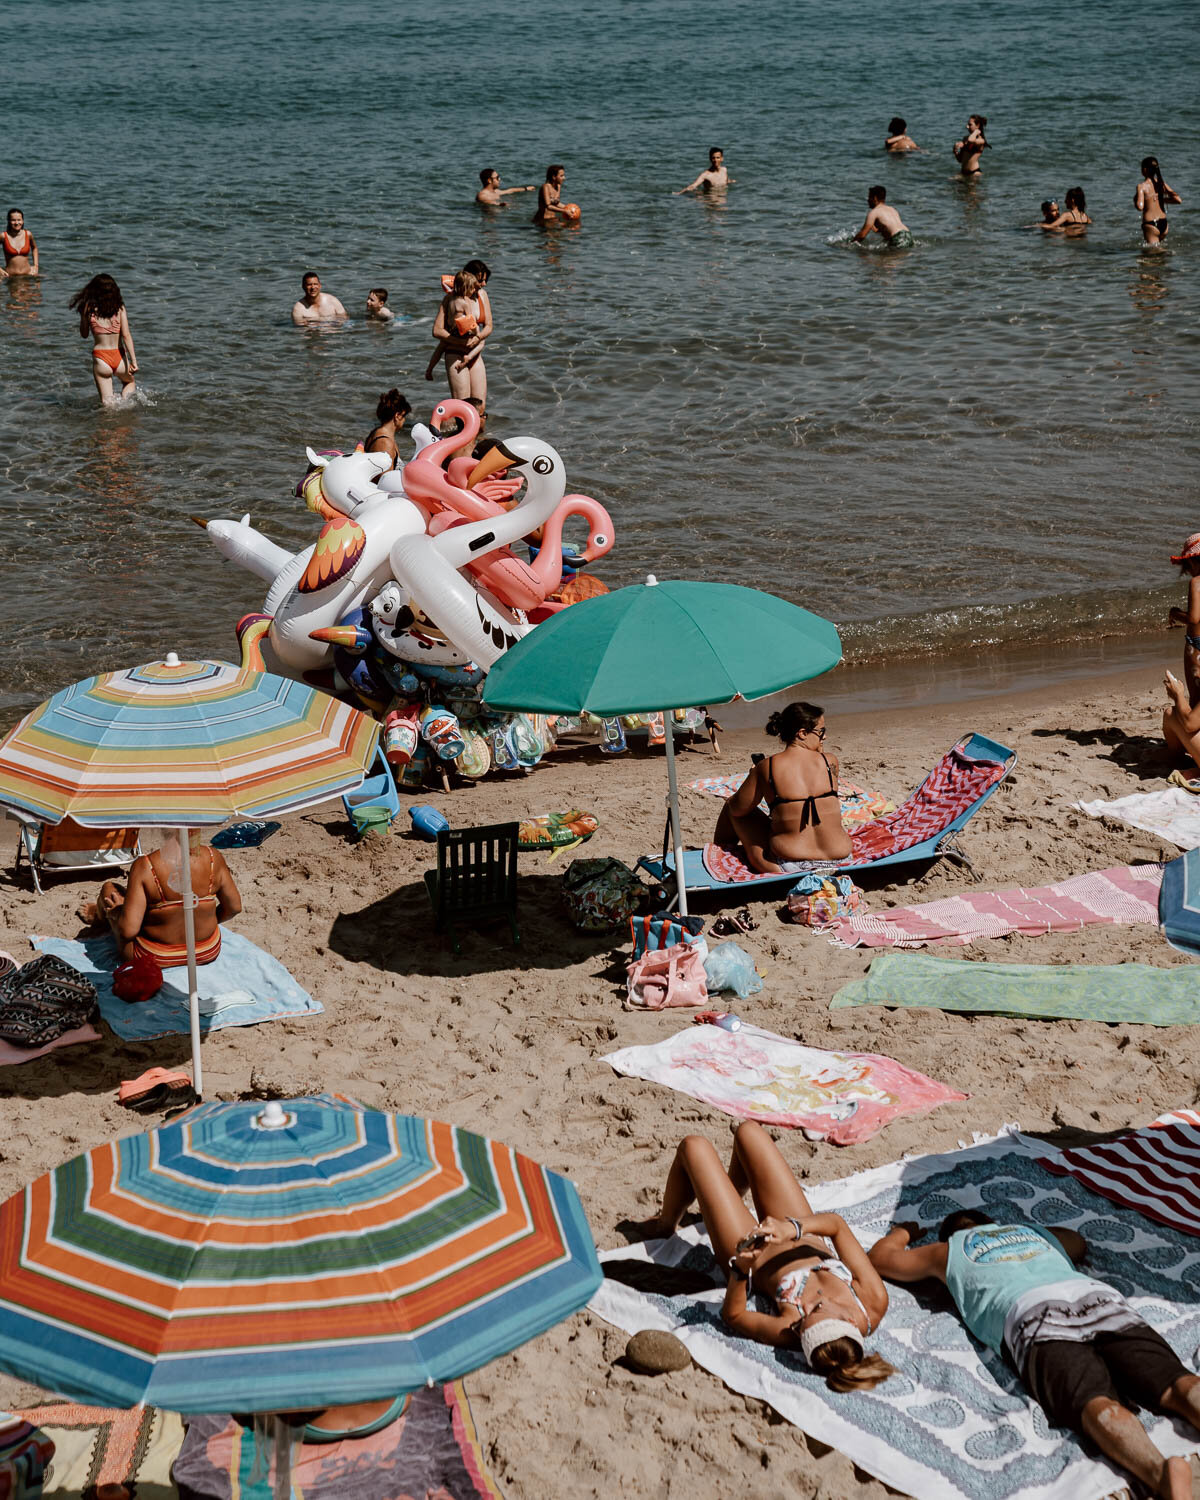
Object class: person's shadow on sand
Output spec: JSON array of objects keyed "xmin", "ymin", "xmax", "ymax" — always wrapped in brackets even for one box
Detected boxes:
[{"xmin": 1030, "ymin": 725, "xmax": 1171, "ymax": 781}]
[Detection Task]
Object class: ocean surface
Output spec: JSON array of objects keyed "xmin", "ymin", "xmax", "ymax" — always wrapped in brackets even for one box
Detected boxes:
[{"xmin": 1, "ymin": 0, "xmax": 1197, "ymax": 717}]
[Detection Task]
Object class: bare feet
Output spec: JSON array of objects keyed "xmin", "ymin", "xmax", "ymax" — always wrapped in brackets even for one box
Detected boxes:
[
  {"xmin": 77, "ymin": 901, "xmax": 100, "ymax": 926},
  {"xmin": 617, "ymin": 1215, "xmax": 673, "ymax": 1243}
]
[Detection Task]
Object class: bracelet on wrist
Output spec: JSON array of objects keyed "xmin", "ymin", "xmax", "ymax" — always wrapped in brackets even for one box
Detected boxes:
[{"xmin": 789, "ymin": 1217, "xmax": 802, "ymax": 1241}]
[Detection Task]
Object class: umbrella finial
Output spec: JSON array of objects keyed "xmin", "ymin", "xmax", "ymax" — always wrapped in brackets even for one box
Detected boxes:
[
  {"xmin": 256, "ymin": 1101, "xmax": 290, "ymax": 1130},
  {"xmin": 645, "ymin": 573, "xmax": 658, "ymax": 587},
  {"xmin": 164, "ymin": 652, "xmax": 182, "ymax": 667}
]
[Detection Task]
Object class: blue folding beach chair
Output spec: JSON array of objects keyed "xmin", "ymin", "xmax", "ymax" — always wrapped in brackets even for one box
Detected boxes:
[{"xmin": 637, "ymin": 732, "xmax": 1016, "ymax": 907}]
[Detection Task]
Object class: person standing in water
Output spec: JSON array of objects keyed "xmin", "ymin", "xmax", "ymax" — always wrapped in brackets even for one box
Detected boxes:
[
  {"xmin": 1, "ymin": 209, "xmax": 38, "ymax": 276},
  {"xmin": 853, "ymin": 186, "xmax": 913, "ymax": 248},
  {"xmin": 676, "ymin": 147, "xmax": 733, "ymax": 193},
  {"xmin": 953, "ymin": 115, "xmax": 989, "ymax": 175},
  {"xmin": 363, "ymin": 389, "xmax": 411, "ymax": 468},
  {"xmin": 885, "ymin": 118, "xmax": 920, "ymax": 152},
  {"xmin": 534, "ymin": 165, "xmax": 574, "ymax": 223},
  {"xmin": 69, "ymin": 273, "xmax": 137, "ymax": 405},
  {"xmin": 1135, "ymin": 157, "xmax": 1181, "ymax": 246},
  {"xmin": 291, "ymin": 272, "xmax": 347, "ymax": 324},
  {"xmin": 476, "ymin": 168, "xmax": 536, "ymax": 206}
]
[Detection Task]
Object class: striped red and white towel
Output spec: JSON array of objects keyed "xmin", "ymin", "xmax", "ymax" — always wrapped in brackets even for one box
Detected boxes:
[
  {"xmin": 829, "ymin": 863, "xmax": 1163, "ymax": 949},
  {"xmin": 1044, "ymin": 1108, "xmax": 1200, "ymax": 1238}
]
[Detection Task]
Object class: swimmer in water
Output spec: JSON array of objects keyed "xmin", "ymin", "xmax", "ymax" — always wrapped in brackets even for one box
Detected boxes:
[
  {"xmin": 365, "ymin": 287, "xmax": 394, "ymax": 322},
  {"xmin": 291, "ymin": 271, "xmax": 347, "ymax": 325},
  {"xmin": 853, "ymin": 186, "xmax": 913, "ymax": 249},
  {"xmin": 1033, "ymin": 199, "xmax": 1060, "ymax": 225},
  {"xmin": 1, "ymin": 209, "xmax": 38, "ymax": 276},
  {"xmin": 476, "ymin": 168, "xmax": 536, "ymax": 206},
  {"xmin": 884, "ymin": 118, "xmax": 920, "ymax": 152},
  {"xmin": 68, "ymin": 272, "xmax": 138, "ymax": 405},
  {"xmin": 1135, "ymin": 156, "xmax": 1181, "ymax": 246},
  {"xmin": 534, "ymin": 164, "xmax": 573, "ymax": 223},
  {"xmin": 676, "ymin": 147, "xmax": 734, "ymax": 193},
  {"xmin": 953, "ymin": 115, "xmax": 989, "ymax": 175},
  {"xmin": 1040, "ymin": 187, "xmax": 1091, "ymax": 233}
]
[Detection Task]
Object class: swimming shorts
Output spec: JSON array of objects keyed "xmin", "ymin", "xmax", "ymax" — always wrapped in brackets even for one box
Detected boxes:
[
  {"xmin": 1023, "ymin": 1324, "xmax": 1186, "ymax": 1433},
  {"xmin": 888, "ymin": 229, "xmax": 914, "ymax": 249}
]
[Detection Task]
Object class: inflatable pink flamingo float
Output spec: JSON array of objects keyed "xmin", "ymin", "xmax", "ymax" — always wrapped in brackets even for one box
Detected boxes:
[{"xmin": 401, "ymin": 401, "xmax": 615, "ymax": 613}]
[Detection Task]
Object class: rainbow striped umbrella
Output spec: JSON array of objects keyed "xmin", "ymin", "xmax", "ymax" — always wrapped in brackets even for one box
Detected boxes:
[
  {"xmin": 0, "ymin": 656, "xmax": 378, "ymax": 1095},
  {"xmin": 0, "ymin": 1096, "xmax": 601, "ymax": 1412},
  {"xmin": 0, "ymin": 656, "xmax": 377, "ymax": 828}
]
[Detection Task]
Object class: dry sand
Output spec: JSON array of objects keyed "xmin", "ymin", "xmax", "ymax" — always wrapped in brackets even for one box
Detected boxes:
[{"xmin": 2, "ymin": 660, "xmax": 1197, "ymax": 1498}]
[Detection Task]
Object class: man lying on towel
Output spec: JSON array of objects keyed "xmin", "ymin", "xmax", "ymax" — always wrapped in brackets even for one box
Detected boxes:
[
  {"xmin": 870, "ymin": 1211, "xmax": 1200, "ymax": 1500},
  {"xmin": 79, "ymin": 831, "xmax": 242, "ymax": 970}
]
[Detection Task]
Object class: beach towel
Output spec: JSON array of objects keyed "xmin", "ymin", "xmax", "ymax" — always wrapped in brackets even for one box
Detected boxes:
[
  {"xmin": 1075, "ymin": 786, "xmax": 1200, "ymax": 850},
  {"xmin": 172, "ymin": 1383, "xmax": 502, "ymax": 1500},
  {"xmin": 20, "ymin": 1402, "xmax": 184, "ymax": 1499},
  {"xmin": 30, "ymin": 931, "xmax": 322, "ymax": 1041},
  {"xmin": 1159, "ymin": 847, "xmax": 1200, "ymax": 955},
  {"xmin": 829, "ymin": 863, "xmax": 1163, "ymax": 950},
  {"xmin": 831, "ymin": 952, "xmax": 1200, "ymax": 1025},
  {"xmin": 591, "ymin": 1129, "xmax": 1200, "ymax": 1500},
  {"xmin": 602, "ymin": 1022, "xmax": 965, "ymax": 1143},
  {"xmin": 687, "ymin": 774, "xmax": 895, "ymax": 827},
  {"xmin": 1041, "ymin": 1107, "xmax": 1200, "ymax": 1240},
  {"xmin": 0, "ymin": 1024, "xmax": 101, "ymax": 1067},
  {"xmin": 0, "ymin": 1414, "xmax": 55, "ymax": 1499}
]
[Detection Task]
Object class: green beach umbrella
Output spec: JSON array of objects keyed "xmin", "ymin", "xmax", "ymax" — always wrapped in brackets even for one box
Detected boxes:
[{"xmin": 484, "ymin": 576, "xmax": 842, "ymax": 914}]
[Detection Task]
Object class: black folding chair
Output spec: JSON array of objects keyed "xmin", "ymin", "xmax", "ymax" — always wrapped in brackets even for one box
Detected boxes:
[{"xmin": 423, "ymin": 822, "xmax": 520, "ymax": 955}]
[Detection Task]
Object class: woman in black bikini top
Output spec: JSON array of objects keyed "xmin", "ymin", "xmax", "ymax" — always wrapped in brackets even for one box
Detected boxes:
[{"xmin": 714, "ymin": 700, "xmax": 853, "ymax": 873}]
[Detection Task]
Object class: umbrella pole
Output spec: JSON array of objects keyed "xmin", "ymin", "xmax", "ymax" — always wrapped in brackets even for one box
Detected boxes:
[
  {"xmin": 180, "ymin": 829, "xmax": 203, "ymax": 1097},
  {"xmin": 662, "ymin": 711, "xmax": 688, "ymax": 917}
]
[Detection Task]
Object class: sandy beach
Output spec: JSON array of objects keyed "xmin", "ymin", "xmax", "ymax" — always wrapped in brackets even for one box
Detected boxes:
[{"xmin": 1, "ymin": 657, "xmax": 1195, "ymax": 1497}]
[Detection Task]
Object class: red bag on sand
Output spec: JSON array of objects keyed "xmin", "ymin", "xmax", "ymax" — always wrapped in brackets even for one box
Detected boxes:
[{"xmin": 113, "ymin": 952, "xmax": 163, "ymax": 1003}]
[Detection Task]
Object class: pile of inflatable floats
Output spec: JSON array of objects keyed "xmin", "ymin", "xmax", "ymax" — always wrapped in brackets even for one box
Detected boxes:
[{"xmin": 198, "ymin": 399, "xmax": 709, "ymax": 788}]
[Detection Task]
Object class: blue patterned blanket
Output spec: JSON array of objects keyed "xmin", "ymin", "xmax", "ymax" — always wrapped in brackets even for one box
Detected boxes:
[{"xmin": 591, "ymin": 1130, "xmax": 1200, "ymax": 1500}]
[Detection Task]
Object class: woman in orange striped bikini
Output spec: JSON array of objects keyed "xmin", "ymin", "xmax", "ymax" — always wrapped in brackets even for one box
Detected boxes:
[
  {"xmin": 68, "ymin": 273, "xmax": 138, "ymax": 405},
  {"xmin": 81, "ymin": 834, "xmax": 242, "ymax": 975}
]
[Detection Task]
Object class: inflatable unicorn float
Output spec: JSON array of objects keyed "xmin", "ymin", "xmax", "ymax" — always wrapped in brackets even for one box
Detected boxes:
[{"xmin": 197, "ymin": 401, "xmax": 619, "ymax": 780}]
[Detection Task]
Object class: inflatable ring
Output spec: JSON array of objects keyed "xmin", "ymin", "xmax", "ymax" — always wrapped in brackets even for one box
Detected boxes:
[{"xmin": 518, "ymin": 810, "xmax": 598, "ymax": 851}]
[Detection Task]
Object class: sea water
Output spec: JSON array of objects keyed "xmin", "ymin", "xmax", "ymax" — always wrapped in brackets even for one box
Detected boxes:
[{"xmin": 1, "ymin": 0, "xmax": 1196, "ymax": 714}]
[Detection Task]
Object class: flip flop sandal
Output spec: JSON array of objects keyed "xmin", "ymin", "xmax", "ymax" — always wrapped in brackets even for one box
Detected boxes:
[
  {"xmin": 600, "ymin": 717, "xmax": 627, "ymax": 755},
  {"xmin": 211, "ymin": 820, "xmax": 282, "ymax": 850},
  {"xmin": 119, "ymin": 1068, "xmax": 197, "ymax": 1113}
]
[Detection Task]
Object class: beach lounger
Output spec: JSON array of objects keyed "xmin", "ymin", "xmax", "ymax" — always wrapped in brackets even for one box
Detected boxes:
[
  {"xmin": 13, "ymin": 816, "xmax": 141, "ymax": 895},
  {"xmin": 637, "ymin": 732, "xmax": 1015, "ymax": 905}
]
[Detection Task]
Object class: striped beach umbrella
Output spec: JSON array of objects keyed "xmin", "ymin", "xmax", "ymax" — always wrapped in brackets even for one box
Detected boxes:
[
  {"xmin": 0, "ymin": 1096, "xmax": 601, "ymax": 1412},
  {"xmin": 0, "ymin": 655, "xmax": 377, "ymax": 828},
  {"xmin": 0, "ymin": 656, "xmax": 378, "ymax": 1094}
]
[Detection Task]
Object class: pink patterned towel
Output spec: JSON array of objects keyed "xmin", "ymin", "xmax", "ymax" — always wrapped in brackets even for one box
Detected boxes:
[
  {"xmin": 829, "ymin": 864, "xmax": 1163, "ymax": 949},
  {"xmin": 602, "ymin": 1022, "xmax": 966, "ymax": 1144}
]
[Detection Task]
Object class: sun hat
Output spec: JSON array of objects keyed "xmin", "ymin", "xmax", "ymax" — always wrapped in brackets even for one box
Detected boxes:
[
  {"xmin": 1171, "ymin": 534, "xmax": 1200, "ymax": 563},
  {"xmin": 800, "ymin": 1317, "xmax": 864, "ymax": 1365}
]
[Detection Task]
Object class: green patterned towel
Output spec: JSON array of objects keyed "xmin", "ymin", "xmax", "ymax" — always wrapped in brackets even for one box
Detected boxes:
[{"xmin": 831, "ymin": 952, "xmax": 1200, "ymax": 1024}]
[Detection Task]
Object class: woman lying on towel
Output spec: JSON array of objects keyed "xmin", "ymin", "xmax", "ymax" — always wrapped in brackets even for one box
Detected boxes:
[
  {"xmin": 79, "ymin": 831, "xmax": 242, "ymax": 969},
  {"xmin": 714, "ymin": 701, "xmax": 853, "ymax": 872},
  {"xmin": 634, "ymin": 1121, "xmax": 894, "ymax": 1390}
]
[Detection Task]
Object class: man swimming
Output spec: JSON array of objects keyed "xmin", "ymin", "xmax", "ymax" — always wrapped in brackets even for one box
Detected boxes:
[
  {"xmin": 291, "ymin": 272, "xmax": 347, "ymax": 325},
  {"xmin": 884, "ymin": 118, "xmax": 919, "ymax": 152},
  {"xmin": 853, "ymin": 186, "xmax": 913, "ymax": 249},
  {"xmin": 1, "ymin": 209, "xmax": 38, "ymax": 275},
  {"xmin": 676, "ymin": 147, "xmax": 734, "ymax": 193},
  {"xmin": 476, "ymin": 168, "xmax": 536, "ymax": 206}
]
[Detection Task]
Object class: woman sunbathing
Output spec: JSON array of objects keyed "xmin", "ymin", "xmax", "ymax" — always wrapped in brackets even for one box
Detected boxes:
[
  {"xmin": 714, "ymin": 701, "xmax": 852, "ymax": 872},
  {"xmin": 80, "ymin": 832, "xmax": 242, "ymax": 970},
  {"xmin": 633, "ymin": 1122, "xmax": 894, "ymax": 1390}
]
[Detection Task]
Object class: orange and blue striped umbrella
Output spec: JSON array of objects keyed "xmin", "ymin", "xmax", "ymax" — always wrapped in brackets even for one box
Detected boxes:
[
  {"xmin": 0, "ymin": 1096, "xmax": 601, "ymax": 1411},
  {"xmin": 0, "ymin": 656, "xmax": 378, "ymax": 828}
]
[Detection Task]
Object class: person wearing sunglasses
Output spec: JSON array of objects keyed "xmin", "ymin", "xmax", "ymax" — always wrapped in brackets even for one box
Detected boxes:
[{"xmin": 714, "ymin": 701, "xmax": 852, "ymax": 872}]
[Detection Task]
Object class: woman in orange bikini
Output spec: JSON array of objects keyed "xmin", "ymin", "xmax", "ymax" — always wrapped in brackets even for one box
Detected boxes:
[
  {"xmin": 81, "ymin": 833, "xmax": 242, "ymax": 974},
  {"xmin": 68, "ymin": 273, "xmax": 138, "ymax": 405},
  {"xmin": 714, "ymin": 701, "xmax": 853, "ymax": 873},
  {"xmin": 1, "ymin": 209, "xmax": 38, "ymax": 275}
]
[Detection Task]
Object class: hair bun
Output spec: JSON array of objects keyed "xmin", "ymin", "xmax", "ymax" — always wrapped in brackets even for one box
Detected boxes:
[{"xmin": 765, "ymin": 712, "xmax": 782, "ymax": 738}]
